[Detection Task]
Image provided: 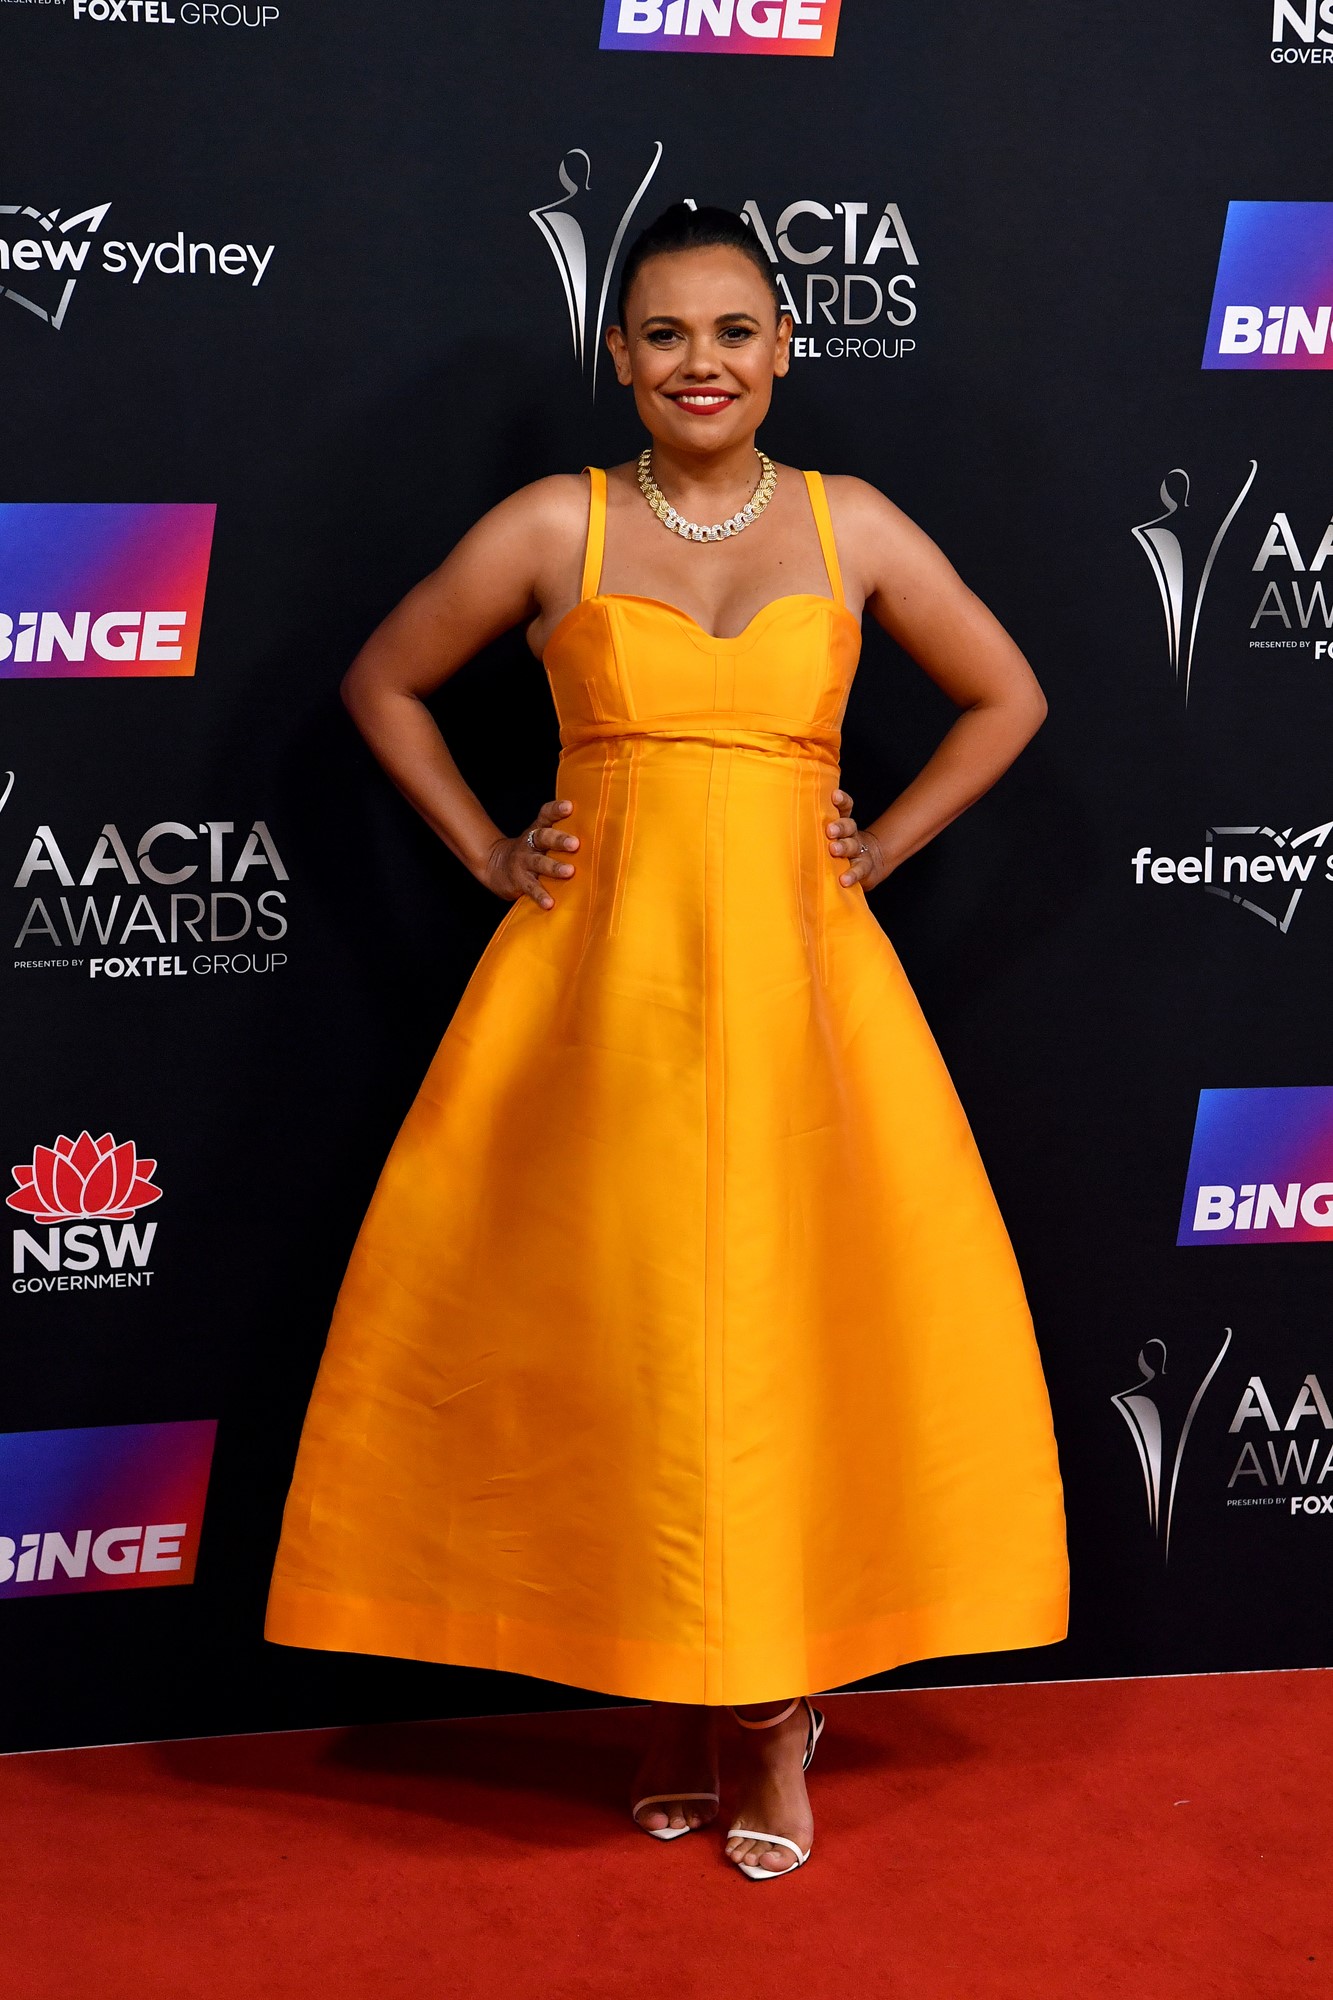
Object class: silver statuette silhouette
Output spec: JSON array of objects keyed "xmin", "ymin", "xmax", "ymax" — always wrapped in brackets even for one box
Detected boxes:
[
  {"xmin": 1132, "ymin": 462, "xmax": 1257, "ymax": 705},
  {"xmin": 530, "ymin": 143, "xmax": 664, "ymax": 400},
  {"xmin": 1112, "ymin": 1329, "xmax": 1231, "ymax": 1562}
]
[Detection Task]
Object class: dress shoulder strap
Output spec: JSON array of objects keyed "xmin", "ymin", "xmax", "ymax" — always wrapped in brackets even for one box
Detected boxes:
[
  {"xmin": 580, "ymin": 466, "xmax": 607, "ymax": 600},
  {"xmin": 802, "ymin": 469, "xmax": 845, "ymax": 608}
]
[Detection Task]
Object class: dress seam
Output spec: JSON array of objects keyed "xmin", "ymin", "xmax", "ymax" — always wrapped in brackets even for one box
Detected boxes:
[
  {"xmin": 815, "ymin": 761, "xmax": 830, "ymax": 984},
  {"xmin": 702, "ymin": 738, "xmax": 731, "ymax": 1701},
  {"xmin": 578, "ymin": 744, "xmax": 615, "ymax": 962},
  {"xmin": 607, "ymin": 738, "xmax": 639, "ymax": 939},
  {"xmin": 791, "ymin": 764, "xmax": 810, "ymax": 951}
]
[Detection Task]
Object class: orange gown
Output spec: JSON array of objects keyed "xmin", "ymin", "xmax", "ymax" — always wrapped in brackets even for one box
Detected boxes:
[{"xmin": 265, "ymin": 469, "xmax": 1069, "ymax": 1705}]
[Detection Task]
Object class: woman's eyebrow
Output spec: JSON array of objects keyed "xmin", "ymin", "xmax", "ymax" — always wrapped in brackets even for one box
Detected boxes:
[{"xmin": 638, "ymin": 311, "xmax": 762, "ymax": 329}]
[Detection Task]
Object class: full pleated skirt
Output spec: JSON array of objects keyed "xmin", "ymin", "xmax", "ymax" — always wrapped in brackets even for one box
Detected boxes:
[{"xmin": 265, "ymin": 735, "xmax": 1069, "ymax": 1703}]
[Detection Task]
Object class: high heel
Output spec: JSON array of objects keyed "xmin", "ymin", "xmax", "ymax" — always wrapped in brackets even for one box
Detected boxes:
[
  {"xmin": 631, "ymin": 1789, "xmax": 720, "ymax": 1842},
  {"xmin": 725, "ymin": 1695, "xmax": 824, "ymax": 1880}
]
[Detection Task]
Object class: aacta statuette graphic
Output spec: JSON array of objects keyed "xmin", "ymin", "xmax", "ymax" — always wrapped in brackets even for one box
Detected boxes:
[
  {"xmin": 1132, "ymin": 463, "xmax": 1257, "ymax": 704},
  {"xmin": 1112, "ymin": 1330, "xmax": 1232, "ymax": 1562},
  {"xmin": 530, "ymin": 143, "xmax": 664, "ymax": 399}
]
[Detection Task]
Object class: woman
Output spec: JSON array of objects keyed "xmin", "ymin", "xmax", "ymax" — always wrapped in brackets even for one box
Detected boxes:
[{"xmin": 266, "ymin": 204, "xmax": 1069, "ymax": 1881}]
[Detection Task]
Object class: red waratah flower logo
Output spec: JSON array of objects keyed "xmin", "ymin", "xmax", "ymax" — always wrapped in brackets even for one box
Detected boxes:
[{"xmin": 6, "ymin": 1132, "xmax": 163, "ymax": 1225}]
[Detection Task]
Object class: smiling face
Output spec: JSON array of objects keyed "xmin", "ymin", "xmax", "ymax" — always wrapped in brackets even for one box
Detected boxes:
[{"xmin": 606, "ymin": 244, "xmax": 792, "ymax": 456}]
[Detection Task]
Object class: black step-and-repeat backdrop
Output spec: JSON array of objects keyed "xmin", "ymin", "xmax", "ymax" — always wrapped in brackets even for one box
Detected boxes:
[{"xmin": 4, "ymin": 0, "xmax": 1332, "ymax": 1753}]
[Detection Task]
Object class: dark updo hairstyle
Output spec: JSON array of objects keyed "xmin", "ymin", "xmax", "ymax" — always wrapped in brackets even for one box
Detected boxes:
[{"xmin": 615, "ymin": 201, "xmax": 783, "ymax": 329}]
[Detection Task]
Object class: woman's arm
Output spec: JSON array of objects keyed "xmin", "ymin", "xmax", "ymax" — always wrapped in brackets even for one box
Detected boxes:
[
  {"xmin": 822, "ymin": 477, "xmax": 1048, "ymax": 889},
  {"xmin": 340, "ymin": 475, "xmax": 587, "ymax": 907}
]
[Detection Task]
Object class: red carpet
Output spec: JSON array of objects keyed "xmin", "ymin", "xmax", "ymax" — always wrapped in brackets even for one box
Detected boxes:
[{"xmin": 4, "ymin": 1672, "xmax": 1329, "ymax": 1999}]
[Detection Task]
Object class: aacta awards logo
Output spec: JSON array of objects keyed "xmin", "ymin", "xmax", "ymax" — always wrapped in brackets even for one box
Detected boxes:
[
  {"xmin": 1227, "ymin": 1369, "xmax": 1333, "ymax": 1512},
  {"xmin": 0, "ymin": 199, "xmax": 274, "ymax": 332},
  {"xmin": 1133, "ymin": 460, "xmax": 1333, "ymax": 700},
  {"xmin": 9, "ymin": 1130, "xmax": 161, "ymax": 1294},
  {"xmin": 1115, "ymin": 1332, "xmax": 1333, "ymax": 1543},
  {"xmin": 599, "ymin": 0, "xmax": 841, "ymax": 56},
  {"xmin": 9, "ymin": 797, "xmax": 291, "ymax": 980},
  {"xmin": 1112, "ymin": 1331, "xmax": 1232, "ymax": 1562},
  {"xmin": 0, "ymin": 1420, "xmax": 216, "ymax": 1600},
  {"xmin": 532, "ymin": 143, "xmax": 919, "ymax": 393}
]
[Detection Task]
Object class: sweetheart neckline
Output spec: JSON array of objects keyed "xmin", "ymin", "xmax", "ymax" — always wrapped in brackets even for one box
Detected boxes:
[{"xmin": 540, "ymin": 591, "xmax": 861, "ymax": 658}]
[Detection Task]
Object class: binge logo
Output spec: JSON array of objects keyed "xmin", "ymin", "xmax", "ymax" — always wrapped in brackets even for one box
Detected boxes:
[
  {"xmin": 0, "ymin": 504, "xmax": 216, "ymax": 679},
  {"xmin": 1203, "ymin": 202, "xmax": 1333, "ymax": 370},
  {"xmin": 1179, "ymin": 1087, "xmax": 1333, "ymax": 1244},
  {"xmin": 600, "ymin": 0, "xmax": 841, "ymax": 55},
  {"xmin": 0, "ymin": 1421, "xmax": 216, "ymax": 1600}
]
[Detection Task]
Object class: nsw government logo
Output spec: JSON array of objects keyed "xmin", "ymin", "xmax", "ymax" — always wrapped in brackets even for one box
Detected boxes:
[
  {"xmin": 0, "ymin": 1421, "xmax": 216, "ymax": 1599},
  {"xmin": 600, "ymin": 0, "xmax": 840, "ymax": 55},
  {"xmin": 1203, "ymin": 203, "xmax": 1333, "ymax": 370},
  {"xmin": 9, "ymin": 1130, "xmax": 161, "ymax": 1294},
  {"xmin": 1271, "ymin": 0, "xmax": 1333, "ymax": 62},
  {"xmin": 1178, "ymin": 1087, "xmax": 1333, "ymax": 1245},
  {"xmin": 0, "ymin": 504, "xmax": 215, "ymax": 680}
]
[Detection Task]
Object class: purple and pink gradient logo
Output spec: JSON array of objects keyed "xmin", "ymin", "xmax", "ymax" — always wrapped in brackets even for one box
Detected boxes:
[
  {"xmin": 0, "ymin": 1421, "xmax": 216, "ymax": 1599},
  {"xmin": 1178, "ymin": 1087, "xmax": 1333, "ymax": 1244},
  {"xmin": 600, "ymin": 0, "xmax": 840, "ymax": 55},
  {"xmin": 1203, "ymin": 202, "xmax": 1333, "ymax": 370},
  {"xmin": 0, "ymin": 503, "xmax": 216, "ymax": 679}
]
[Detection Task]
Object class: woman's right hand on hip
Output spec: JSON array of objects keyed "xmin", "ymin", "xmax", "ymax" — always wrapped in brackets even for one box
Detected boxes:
[{"xmin": 483, "ymin": 798, "xmax": 579, "ymax": 910}]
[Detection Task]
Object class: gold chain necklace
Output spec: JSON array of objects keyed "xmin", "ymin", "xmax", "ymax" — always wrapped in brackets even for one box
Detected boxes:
[{"xmin": 636, "ymin": 445, "xmax": 778, "ymax": 543}]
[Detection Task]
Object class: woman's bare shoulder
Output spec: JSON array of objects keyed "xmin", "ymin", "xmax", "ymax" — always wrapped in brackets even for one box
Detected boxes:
[
  {"xmin": 478, "ymin": 471, "xmax": 590, "ymax": 536},
  {"xmin": 822, "ymin": 472, "xmax": 947, "ymax": 558},
  {"xmin": 443, "ymin": 474, "xmax": 590, "ymax": 594},
  {"xmin": 819, "ymin": 473, "xmax": 959, "ymax": 603},
  {"xmin": 820, "ymin": 472, "xmax": 918, "ymax": 536}
]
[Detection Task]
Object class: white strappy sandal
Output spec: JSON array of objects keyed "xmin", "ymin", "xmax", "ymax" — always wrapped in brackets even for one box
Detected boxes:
[
  {"xmin": 631, "ymin": 1787, "xmax": 721, "ymax": 1842},
  {"xmin": 725, "ymin": 1695, "xmax": 825, "ymax": 1880}
]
